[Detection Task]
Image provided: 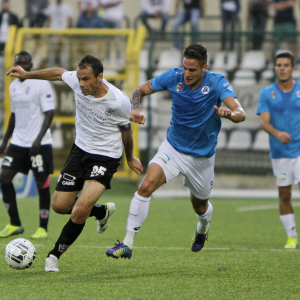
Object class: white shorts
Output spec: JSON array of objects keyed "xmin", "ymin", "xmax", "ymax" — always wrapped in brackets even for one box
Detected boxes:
[
  {"xmin": 271, "ymin": 157, "xmax": 300, "ymax": 187},
  {"xmin": 149, "ymin": 139, "xmax": 215, "ymax": 200}
]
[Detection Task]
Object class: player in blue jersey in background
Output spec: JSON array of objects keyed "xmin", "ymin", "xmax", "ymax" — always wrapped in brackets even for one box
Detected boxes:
[
  {"xmin": 106, "ymin": 43, "xmax": 246, "ymax": 259},
  {"xmin": 257, "ymin": 51, "xmax": 299, "ymax": 249}
]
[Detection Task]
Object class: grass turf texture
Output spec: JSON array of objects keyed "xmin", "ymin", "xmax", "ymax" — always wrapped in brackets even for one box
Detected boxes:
[{"xmin": 0, "ymin": 178, "xmax": 299, "ymax": 300}]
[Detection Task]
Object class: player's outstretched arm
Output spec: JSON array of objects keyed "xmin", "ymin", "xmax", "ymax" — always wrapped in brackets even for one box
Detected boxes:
[
  {"xmin": 6, "ymin": 66, "xmax": 66, "ymax": 81},
  {"xmin": 121, "ymin": 128, "xmax": 143, "ymax": 175},
  {"xmin": 130, "ymin": 80, "xmax": 157, "ymax": 125},
  {"xmin": 215, "ymin": 96, "xmax": 246, "ymax": 123}
]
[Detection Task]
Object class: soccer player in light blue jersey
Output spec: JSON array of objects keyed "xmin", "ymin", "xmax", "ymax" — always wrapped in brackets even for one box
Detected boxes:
[
  {"xmin": 257, "ymin": 51, "xmax": 299, "ymax": 249},
  {"xmin": 106, "ymin": 43, "xmax": 246, "ymax": 259}
]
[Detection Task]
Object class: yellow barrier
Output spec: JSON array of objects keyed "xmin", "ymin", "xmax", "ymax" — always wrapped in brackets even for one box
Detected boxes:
[{"xmin": 4, "ymin": 26, "xmax": 146, "ymax": 180}]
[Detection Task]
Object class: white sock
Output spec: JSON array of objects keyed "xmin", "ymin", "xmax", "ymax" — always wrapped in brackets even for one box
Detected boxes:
[
  {"xmin": 196, "ymin": 201, "xmax": 213, "ymax": 234},
  {"xmin": 123, "ymin": 192, "xmax": 151, "ymax": 248},
  {"xmin": 280, "ymin": 214, "xmax": 297, "ymax": 238}
]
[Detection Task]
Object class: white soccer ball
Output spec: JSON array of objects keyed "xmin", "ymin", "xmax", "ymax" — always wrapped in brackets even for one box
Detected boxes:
[{"xmin": 5, "ymin": 238, "xmax": 36, "ymax": 270}]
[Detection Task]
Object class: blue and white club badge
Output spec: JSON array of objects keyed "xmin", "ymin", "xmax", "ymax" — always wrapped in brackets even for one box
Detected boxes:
[{"xmin": 201, "ymin": 86, "xmax": 210, "ymax": 94}]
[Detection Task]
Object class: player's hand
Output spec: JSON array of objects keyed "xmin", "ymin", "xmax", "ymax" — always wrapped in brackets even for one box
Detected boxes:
[
  {"xmin": 214, "ymin": 105, "xmax": 232, "ymax": 119},
  {"xmin": 276, "ymin": 131, "xmax": 291, "ymax": 143},
  {"xmin": 130, "ymin": 108, "xmax": 145, "ymax": 125},
  {"xmin": 127, "ymin": 157, "xmax": 143, "ymax": 175},
  {"xmin": 6, "ymin": 66, "xmax": 27, "ymax": 79},
  {"xmin": 29, "ymin": 140, "xmax": 41, "ymax": 156}
]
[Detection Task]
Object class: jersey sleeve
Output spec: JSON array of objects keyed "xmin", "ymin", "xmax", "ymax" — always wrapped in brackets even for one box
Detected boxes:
[
  {"xmin": 151, "ymin": 69, "xmax": 175, "ymax": 92},
  {"xmin": 256, "ymin": 88, "xmax": 270, "ymax": 115},
  {"xmin": 216, "ymin": 75, "xmax": 237, "ymax": 101},
  {"xmin": 62, "ymin": 71, "xmax": 77, "ymax": 90},
  {"xmin": 39, "ymin": 81, "xmax": 55, "ymax": 112}
]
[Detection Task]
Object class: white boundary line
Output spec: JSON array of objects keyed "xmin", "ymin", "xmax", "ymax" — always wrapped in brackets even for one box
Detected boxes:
[
  {"xmin": 238, "ymin": 202, "xmax": 300, "ymax": 212},
  {"xmin": 153, "ymin": 188, "xmax": 300, "ymax": 199},
  {"xmin": 1, "ymin": 244, "xmax": 297, "ymax": 252}
]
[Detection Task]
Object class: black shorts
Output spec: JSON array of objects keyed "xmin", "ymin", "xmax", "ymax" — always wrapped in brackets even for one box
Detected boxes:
[
  {"xmin": 1, "ymin": 143, "xmax": 53, "ymax": 176},
  {"xmin": 55, "ymin": 144, "xmax": 121, "ymax": 192}
]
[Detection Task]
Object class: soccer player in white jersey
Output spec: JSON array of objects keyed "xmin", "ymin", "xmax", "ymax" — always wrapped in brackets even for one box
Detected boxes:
[
  {"xmin": 7, "ymin": 54, "xmax": 143, "ymax": 272},
  {"xmin": 257, "ymin": 51, "xmax": 299, "ymax": 249},
  {"xmin": 106, "ymin": 43, "xmax": 246, "ymax": 259},
  {"xmin": 0, "ymin": 51, "xmax": 54, "ymax": 239}
]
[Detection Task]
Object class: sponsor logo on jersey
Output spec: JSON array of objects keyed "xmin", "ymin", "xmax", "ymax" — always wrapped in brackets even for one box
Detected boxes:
[
  {"xmin": 25, "ymin": 87, "xmax": 30, "ymax": 94},
  {"xmin": 77, "ymin": 102, "xmax": 106, "ymax": 123},
  {"xmin": 271, "ymin": 91, "xmax": 276, "ymax": 99},
  {"xmin": 61, "ymin": 173, "xmax": 76, "ymax": 186},
  {"xmin": 46, "ymin": 94, "xmax": 52, "ymax": 98},
  {"xmin": 297, "ymin": 91, "xmax": 300, "ymax": 98},
  {"xmin": 201, "ymin": 86, "xmax": 210, "ymax": 94},
  {"xmin": 227, "ymin": 85, "xmax": 233, "ymax": 91},
  {"xmin": 158, "ymin": 153, "xmax": 170, "ymax": 165},
  {"xmin": 176, "ymin": 82, "xmax": 183, "ymax": 92},
  {"xmin": 105, "ymin": 107, "xmax": 115, "ymax": 116}
]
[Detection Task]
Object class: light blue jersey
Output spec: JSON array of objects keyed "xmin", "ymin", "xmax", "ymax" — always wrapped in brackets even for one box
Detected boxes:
[
  {"xmin": 151, "ymin": 68, "xmax": 236, "ymax": 157},
  {"xmin": 256, "ymin": 81, "xmax": 300, "ymax": 158}
]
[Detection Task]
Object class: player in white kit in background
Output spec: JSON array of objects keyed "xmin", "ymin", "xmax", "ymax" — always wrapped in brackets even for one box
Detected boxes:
[
  {"xmin": 6, "ymin": 54, "xmax": 143, "ymax": 272},
  {"xmin": 0, "ymin": 51, "xmax": 55, "ymax": 239}
]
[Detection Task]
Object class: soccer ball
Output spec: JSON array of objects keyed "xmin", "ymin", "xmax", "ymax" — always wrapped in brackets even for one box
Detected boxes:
[{"xmin": 5, "ymin": 238, "xmax": 36, "ymax": 270}]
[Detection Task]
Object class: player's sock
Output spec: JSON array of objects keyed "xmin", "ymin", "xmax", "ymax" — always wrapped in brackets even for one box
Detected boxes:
[
  {"xmin": 123, "ymin": 192, "xmax": 151, "ymax": 248},
  {"xmin": 89, "ymin": 204, "xmax": 107, "ymax": 220},
  {"xmin": 1, "ymin": 182, "xmax": 21, "ymax": 226},
  {"xmin": 280, "ymin": 214, "xmax": 297, "ymax": 238},
  {"xmin": 38, "ymin": 186, "xmax": 51, "ymax": 231},
  {"xmin": 47, "ymin": 218, "xmax": 85, "ymax": 259},
  {"xmin": 196, "ymin": 201, "xmax": 213, "ymax": 234}
]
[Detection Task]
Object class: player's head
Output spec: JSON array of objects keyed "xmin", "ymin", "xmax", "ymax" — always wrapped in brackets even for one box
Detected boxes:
[
  {"xmin": 78, "ymin": 55, "xmax": 103, "ymax": 78},
  {"xmin": 274, "ymin": 51, "xmax": 295, "ymax": 83},
  {"xmin": 275, "ymin": 51, "xmax": 295, "ymax": 67},
  {"xmin": 183, "ymin": 43, "xmax": 208, "ymax": 67},
  {"xmin": 14, "ymin": 51, "xmax": 33, "ymax": 72},
  {"xmin": 77, "ymin": 55, "xmax": 104, "ymax": 96},
  {"xmin": 182, "ymin": 43, "xmax": 208, "ymax": 89}
]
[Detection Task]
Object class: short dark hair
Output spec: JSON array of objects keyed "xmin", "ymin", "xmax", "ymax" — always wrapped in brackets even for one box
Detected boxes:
[
  {"xmin": 275, "ymin": 51, "xmax": 295, "ymax": 67},
  {"xmin": 15, "ymin": 50, "xmax": 32, "ymax": 63},
  {"xmin": 183, "ymin": 43, "xmax": 208, "ymax": 66},
  {"xmin": 78, "ymin": 55, "xmax": 103, "ymax": 77}
]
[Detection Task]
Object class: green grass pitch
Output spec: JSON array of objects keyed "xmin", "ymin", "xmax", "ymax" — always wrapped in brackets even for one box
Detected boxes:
[{"xmin": 0, "ymin": 178, "xmax": 299, "ymax": 300}]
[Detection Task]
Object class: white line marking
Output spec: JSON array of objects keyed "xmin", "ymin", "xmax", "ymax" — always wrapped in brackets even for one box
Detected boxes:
[
  {"xmin": 2, "ymin": 244, "xmax": 296, "ymax": 252},
  {"xmin": 238, "ymin": 202, "xmax": 300, "ymax": 212}
]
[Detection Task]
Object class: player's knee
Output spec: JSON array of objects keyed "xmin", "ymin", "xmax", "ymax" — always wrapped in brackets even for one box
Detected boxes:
[
  {"xmin": 138, "ymin": 179, "xmax": 156, "ymax": 197},
  {"xmin": 70, "ymin": 207, "xmax": 88, "ymax": 224},
  {"xmin": 280, "ymin": 193, "xmax": 291, "ymax": 203}
]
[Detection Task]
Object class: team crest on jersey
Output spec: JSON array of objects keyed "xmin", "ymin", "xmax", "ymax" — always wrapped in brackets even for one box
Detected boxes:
[
  {"xmin": 297, "ymin": 91, "xmax": 300, "ymax": 98},
  {"xmin": 176, "ymin": 82, "xmax": 183, "ymax": 92},
  {"xmin": 25, "ymin": 87, "xmax": 30, "ymax": 94},
  {"xmin": 201, "ymin": 86, "xmax": 210, "ymax": 94},
  {"xmin": 105, "ymin": 108, "xmax": 114, "ymax": 116},
  {"xmin": 271, "ymin": 91, "xmax": 276, "ymax": 99}
]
